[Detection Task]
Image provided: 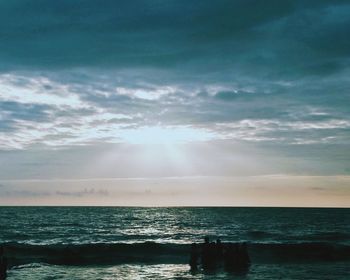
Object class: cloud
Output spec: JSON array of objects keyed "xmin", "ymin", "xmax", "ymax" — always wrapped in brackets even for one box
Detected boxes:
[
  {"xmin": 0, "ymin": 101, "xmax": 52, "ymax": 126},
  {"xmin": 0, "ymin": 1, "xmax": 291, "ymax": 70},
  {"xmin": 0, "ymin": 70, "xmax": 349, "ymax": 150},
  {"xmin": 0, "ymin": 1, "xmax": 348, "ymax": 78}
]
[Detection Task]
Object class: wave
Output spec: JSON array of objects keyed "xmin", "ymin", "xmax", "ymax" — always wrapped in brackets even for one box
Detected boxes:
[
  {"xmin": 1, "ymin": 241, "xmax": 350, "ymax": 267},
  {"xmin": 247, "ymin": 230, "xmax": 282, "ymax": 240},
  {"xmin": 247, "ymin": 230, "xmax": 350, "ymax": 242},
  {"xmin": 301, "ymin": 232, "xmax": 350, "ymax": 242}
]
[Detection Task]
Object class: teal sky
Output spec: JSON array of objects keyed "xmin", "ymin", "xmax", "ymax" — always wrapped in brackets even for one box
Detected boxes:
[{"xmin": 0, "ymin": 1, "xmax": 349, "ymax": 206}]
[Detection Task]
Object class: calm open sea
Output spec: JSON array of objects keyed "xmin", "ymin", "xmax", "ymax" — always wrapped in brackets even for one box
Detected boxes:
[{"xmin": 0, "ymin": 207, "xmax": 349, "ymax": 279}]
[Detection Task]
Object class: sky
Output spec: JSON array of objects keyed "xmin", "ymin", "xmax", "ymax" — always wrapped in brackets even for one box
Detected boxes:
[{"xmin": 0, "ymin": 0, "xmax": 349, "ymax": 206}]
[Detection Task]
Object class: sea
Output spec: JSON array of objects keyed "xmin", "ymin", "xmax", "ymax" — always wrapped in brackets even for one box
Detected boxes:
[{"xmin": 0, "ymin": 207, "xmax": 349, "ymax": 279}]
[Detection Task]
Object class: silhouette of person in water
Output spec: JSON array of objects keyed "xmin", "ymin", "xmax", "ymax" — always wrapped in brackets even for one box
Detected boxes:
[
  {"xmin": 216, "ymin": 238, "xmax": 224, "ymax": 260},
  {"xmin": 237, "ymin": 242, "xmax": 251, "ymax": 272},
  {"xmin": 224, "ymin": 243, "xmax": 238, "ymax": 271},
  {"xmin": 0, "ymin": 246, "xmax": 7, "ymax": 280},
  {"xmin": 201, "ymin": 236, "xmax": 211, "ymax": 270},
  {"xmin": 208, "ymin": 241, "xmax": 217, "ymax": 269},
  {"xmin": 224, "ymin": 242, "xmax": 250, "ymax": 274},
  {"xmin": 189, "ymin": 243, "xmax": 199, "ymax": 271},
  {"xmin": 201, "ymin": 237, "xmax": 218, "ymax": 271}
]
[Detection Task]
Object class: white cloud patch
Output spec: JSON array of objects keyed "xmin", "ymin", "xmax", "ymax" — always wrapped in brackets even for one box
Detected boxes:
[
  {"xmin": 116, "ymin": 86, "xmax": 178, "ymax": 100},
  {"xmin": 213, "ymin": 119, "xmax": 350, "ymax": 143},
  {"xmin": 0, "ymin": 74, "xmax": 85, "ymax": 108}
]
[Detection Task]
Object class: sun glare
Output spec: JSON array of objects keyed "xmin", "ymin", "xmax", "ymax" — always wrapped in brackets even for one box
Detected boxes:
[{"xmin": 120, "ymin": 126, "xmax": 214, "ymax": 145}]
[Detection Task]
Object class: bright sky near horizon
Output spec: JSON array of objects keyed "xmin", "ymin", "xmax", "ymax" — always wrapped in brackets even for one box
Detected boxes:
[{"xmin": 0, "ymin": 1, "xmax": 349, "ymax": 206}]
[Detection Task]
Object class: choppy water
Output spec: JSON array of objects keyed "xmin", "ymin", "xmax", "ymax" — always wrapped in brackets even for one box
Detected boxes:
[
  {"xmin": 1, "ymin": 207, "xmax": 350, "ymax": 279},
  {"xmin": 7, "ymin": 262, "xmax": 350, "ymax": 280}
]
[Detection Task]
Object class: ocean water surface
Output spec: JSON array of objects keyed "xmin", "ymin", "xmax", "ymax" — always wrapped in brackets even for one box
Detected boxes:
[{"xmin": 0, "ymin": 207, "xmax": 349, "ymax": 279}]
